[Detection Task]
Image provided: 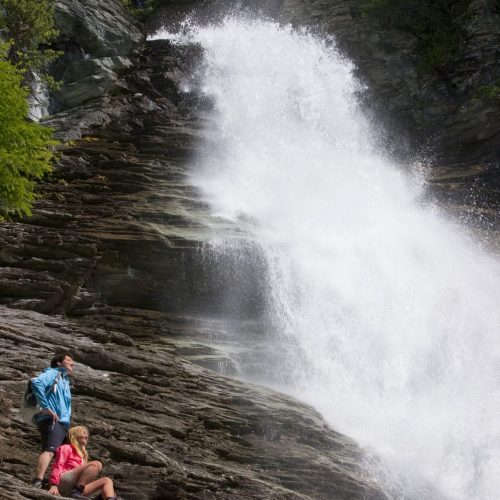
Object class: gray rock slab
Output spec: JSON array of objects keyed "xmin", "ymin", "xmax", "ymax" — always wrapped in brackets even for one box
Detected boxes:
[
  {"xmin": 55, "ymin": 0, "xmax": 143, "ymax": 57},
  {"xmin": 0, "ymin": 306, "xmax": 386, "ymax": 499}
]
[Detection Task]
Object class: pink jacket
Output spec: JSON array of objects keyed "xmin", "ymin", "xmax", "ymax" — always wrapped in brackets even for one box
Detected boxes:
[{"xmin": 49, "ymin": 444, "xmax": 84, "ymax": 485}]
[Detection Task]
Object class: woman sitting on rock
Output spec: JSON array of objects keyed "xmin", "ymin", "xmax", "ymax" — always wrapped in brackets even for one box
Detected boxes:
[{"xmin": 48, "ymin": 425, "xmax": 116, "ymax": 499}]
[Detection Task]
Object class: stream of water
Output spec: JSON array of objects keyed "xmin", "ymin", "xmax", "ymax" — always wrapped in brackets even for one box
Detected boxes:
[{"xmin": 151, "ymin": 17, "xmax": 500, "ymax": 500}]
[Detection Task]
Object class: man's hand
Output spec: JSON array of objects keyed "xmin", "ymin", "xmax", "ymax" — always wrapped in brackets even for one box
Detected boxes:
[
  {"xmin": 41, "ymin": 408, "xmax": 59, "ymax": 422},
  {"xmin": 48, "ymin": 484, "xmax": 60, "ymax": 495}
]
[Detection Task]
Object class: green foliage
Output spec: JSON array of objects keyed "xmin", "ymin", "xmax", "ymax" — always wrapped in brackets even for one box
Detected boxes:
[
  {"xmin": 363, "ymin": 0, "xmax": 472, "ymax": 72},
  {"xmin": 120, "ymin": 0, "xmax": 154, "ymax": 19},
  {"xmin": 472, "ymin": 83, "xmax": 500, "ymax": 103},
  {"xmin": 120, "ymin": 0, "xmax": 170, "ymax": 22},
  {"xmin": 0, "ymin": 0, "xmax": 61, "ymax": 83},
  {"xmin": 0, "ymin": 44, "xmax": 56, "ymax": 219}
]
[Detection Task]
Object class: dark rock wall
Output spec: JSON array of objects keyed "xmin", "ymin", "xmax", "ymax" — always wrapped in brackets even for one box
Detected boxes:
[
  {"xmin": 50, "ymin": 0, "xmax": 143, "ymax": 112},
  {"xmin": 1, "ymin": 30, "xmax": 266, "ymax": 318}
]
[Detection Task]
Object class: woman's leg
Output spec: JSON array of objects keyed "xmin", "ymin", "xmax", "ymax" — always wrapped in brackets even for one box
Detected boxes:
[
  {"xmin": 74, "ymin": 460, "xmax": 102, "ymax": 486},
  {"xmin": 83, "ymin": 476, "xmax": 115, "ymax": 499},
  {"xmin": 57, "ymin": 465, "xmax": 88, "ymax": 497}
]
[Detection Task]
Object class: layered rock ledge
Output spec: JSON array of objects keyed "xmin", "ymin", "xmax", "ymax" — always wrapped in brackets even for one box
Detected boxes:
[{"xmin": 0, "ymin": 306, "xmax": 385, "ymax": 499}]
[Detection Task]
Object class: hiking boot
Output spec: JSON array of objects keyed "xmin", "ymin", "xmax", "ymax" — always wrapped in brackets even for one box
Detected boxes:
[
  {"xmin": 30, "ymin": 479, "xmax": 43, "ymax": 489},
  {"xmin": 69, "ymin": 484, "xmax": 89, "ymax": 499}
]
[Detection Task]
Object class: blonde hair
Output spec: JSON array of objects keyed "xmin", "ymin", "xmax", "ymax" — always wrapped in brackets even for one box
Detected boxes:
[{"xmin": 68, "ymin": 426, "xmax": 89, "ymax": 461}]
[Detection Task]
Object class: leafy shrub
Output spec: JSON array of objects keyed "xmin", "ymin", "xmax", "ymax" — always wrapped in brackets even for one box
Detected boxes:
[
  {"xmin": 473, "ymin": 83, "xmax": 500, "ymax": 103},
  {"xmin": 0, "ymin": 0, "xmax": 61, "ymax": 86},
  {"xmin": 0, "ymin": 43, "xmax": 56, "ymax": 219},
  {"xmin": 120, "ymin": 0, "xmax": 172, "ymax": 22},
  {"xmin": 121, "ymin": 0, "xmax": 153, "ymax": 18}
]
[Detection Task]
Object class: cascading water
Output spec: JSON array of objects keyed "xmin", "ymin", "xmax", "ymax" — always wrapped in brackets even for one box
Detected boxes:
[{"xmin": 151, "ymin": 17, "xmax": 500, "ymax": 500}]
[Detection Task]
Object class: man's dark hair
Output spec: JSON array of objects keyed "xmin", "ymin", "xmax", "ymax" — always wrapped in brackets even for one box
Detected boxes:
[{"xmin": 50, "ymin": 351, "xmax": 73, "ymax": 368}]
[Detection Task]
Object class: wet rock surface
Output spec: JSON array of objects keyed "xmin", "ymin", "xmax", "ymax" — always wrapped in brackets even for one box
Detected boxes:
[
  {"xmin": 1, "ymin": 35, "xmax": 265, "ymax": 318},
  {"xmin": 55, "ymin": 0, "xmax": 143, "ymax": 58}
]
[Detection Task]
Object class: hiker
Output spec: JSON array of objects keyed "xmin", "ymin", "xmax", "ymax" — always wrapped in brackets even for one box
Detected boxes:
[
  {"xmin": 48, "ymin": 426, "xmax": 116, "ymax": 500},
  {"xmin": 30, "ymin": 352, "xmax": 74, "ymax": 489}
]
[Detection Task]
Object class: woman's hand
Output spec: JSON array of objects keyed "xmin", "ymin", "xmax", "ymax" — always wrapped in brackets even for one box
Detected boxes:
[{"xmin": 48, "ymin": 484, "xmax": 60, "ymax": 495}]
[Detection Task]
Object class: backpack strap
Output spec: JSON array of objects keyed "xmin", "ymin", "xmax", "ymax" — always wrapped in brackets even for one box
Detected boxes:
[{"xmin": 48, "ymin": 371, "xmax": 62, "ymax": 395}]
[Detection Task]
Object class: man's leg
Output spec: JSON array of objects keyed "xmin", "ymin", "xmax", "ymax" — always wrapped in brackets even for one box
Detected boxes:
[
  {"xmin": 34, "ymin": 451, "xmax": 54, "ymax": 480},
  {"xmin": 32, "ymin": 420, "xmax": 68, "ymax": 485}
]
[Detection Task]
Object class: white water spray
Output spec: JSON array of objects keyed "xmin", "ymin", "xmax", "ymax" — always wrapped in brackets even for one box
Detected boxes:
[{"xmin": 151, "ymin": 18, "xmax": 500, "ymax": 500}]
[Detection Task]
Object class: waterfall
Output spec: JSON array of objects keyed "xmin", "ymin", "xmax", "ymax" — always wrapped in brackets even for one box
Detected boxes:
[{"xmin": 150, "ymin": 17, "xmax": 500, "ymax": 500}]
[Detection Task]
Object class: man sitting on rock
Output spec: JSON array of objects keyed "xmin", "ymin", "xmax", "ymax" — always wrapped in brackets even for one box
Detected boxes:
[{"xmin": 30, "ymin": 352, "xmax": 74, "ymax": 489}]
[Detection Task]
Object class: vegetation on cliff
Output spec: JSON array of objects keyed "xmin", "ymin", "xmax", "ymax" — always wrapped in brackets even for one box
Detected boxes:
[
  {"xmin": 0, "ymin": 44, "xmax": 56, "ymax": 219},
  {"xmin": 363, "ymin": 0, "xmax": 471, "ymax": 72},
  {"xmin": 473, "ymin": 83, "xmax": 500, "ymax": 103},
  {"xmin": 0, "ymin": 0, "xmax": 61, "ymax": 86},
  {"xmin": 120, "ymin": 0, "xmax": 175, "ymax": 22},
  {"xmin": 0, "ymin": 0, "xmax": 59, "ymax": 219},
  {"xmin": 121, "ymin": 0, "xmax": 154, "ymax": 19}
]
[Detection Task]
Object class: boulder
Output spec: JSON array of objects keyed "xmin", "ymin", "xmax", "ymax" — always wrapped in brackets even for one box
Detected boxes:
[
  {"xmin": 55, "ymin": 0, "xmax": 143, "ymax": 58},
  {"xmin": 51, "ymin": 0, "xmax": 143, "ymax": 111}
]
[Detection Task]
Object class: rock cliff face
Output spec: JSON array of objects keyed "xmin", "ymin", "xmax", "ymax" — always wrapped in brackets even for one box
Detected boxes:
[
  {"xmin": 0, "ymin": 1, "xmax": 386, "ymax": 499},
  {"xmin": 0, "ymin": 306, "xmax": 384, "ymax": 499}
]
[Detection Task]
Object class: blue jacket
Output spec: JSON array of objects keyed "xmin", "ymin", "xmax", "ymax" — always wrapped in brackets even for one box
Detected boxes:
[{"xmin": 31, "ymin": 367, "xmax": 72, "ymax": 425}]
